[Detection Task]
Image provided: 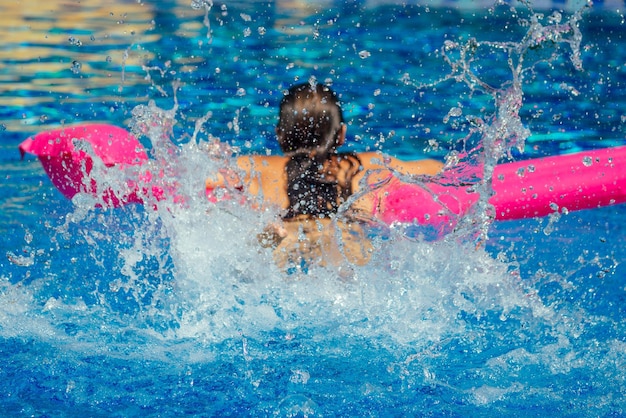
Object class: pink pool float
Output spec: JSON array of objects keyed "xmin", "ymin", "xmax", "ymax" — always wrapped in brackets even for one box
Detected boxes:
[{"xmin": 20, "ymin": 124, "xmax": 626, "ymax": 237}]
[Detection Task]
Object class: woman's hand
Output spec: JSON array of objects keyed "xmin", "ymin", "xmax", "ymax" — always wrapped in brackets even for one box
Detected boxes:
[
  {"xmin": 257, "ymin": 221, "xmax": 288, "ymax": 248},
  {"xmin": 205, "ymin": 167, "xmax": 245, "ymax": 202}
]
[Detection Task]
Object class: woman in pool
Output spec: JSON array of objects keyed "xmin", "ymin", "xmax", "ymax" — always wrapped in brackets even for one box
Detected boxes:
[
  {"xmin": 206, "ymin": 82, "xmax": 443, "ymax": 268},
  {"xmin": 22, "ymin": 81, "xmax": 625, "ymax": 267}
]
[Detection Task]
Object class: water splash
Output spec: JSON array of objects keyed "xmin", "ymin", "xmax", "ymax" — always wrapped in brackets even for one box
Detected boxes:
[
  {"xmin": 72, "ymin": 2, "xmax": 594, "ymax": 348},
  {"xmin": 405, "ymin": 3, "xmax": 589, "ymax": 241},
  {"xmin": 190, "ymin": 0, "xmax": 214, "ymax": 42}
]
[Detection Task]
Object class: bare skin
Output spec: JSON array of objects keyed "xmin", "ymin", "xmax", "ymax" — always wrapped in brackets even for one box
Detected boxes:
[
  {"xmin": 205, "ymin": 125, "xmax": 443, "ymax": 269},
  {"xmin": 206, "ymin": 125, "xmax": 443, "ymax": 213}
]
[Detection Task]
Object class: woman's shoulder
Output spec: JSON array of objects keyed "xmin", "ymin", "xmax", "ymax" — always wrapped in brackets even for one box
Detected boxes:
[
  {"xmin": 356, "ymin": 152, "xmax": 444, "ymax": 175},
  {"xmin": 236, "ymin": 154, "xmax": 287, "ymax": 172}
]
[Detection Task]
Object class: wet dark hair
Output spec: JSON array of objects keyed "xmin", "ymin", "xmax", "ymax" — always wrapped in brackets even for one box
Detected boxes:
[
  {"xmin": 277, "ymin": 82, "xmax": 344, "ymax": 155},
  {"xmin": 277, "ymin": 82, "xmax": 360, "ymax": 219}
]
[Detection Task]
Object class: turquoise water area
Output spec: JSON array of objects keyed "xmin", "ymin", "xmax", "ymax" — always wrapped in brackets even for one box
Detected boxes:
[{"xmin": 1, "ymin": 0, "xmax": 626, "ymax": 415}]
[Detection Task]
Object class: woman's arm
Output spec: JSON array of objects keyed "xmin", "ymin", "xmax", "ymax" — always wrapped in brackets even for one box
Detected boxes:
[
  {"xmin": 354, "ymin": 152, "xmax": 443, "ymax": 187},
  {"xmin": 358, "ymin": 151, "xmax": 443, "ymax": 176},
  {"xmin": 205, "ymin": 155, "xmax": 290, "ymax": 209}
]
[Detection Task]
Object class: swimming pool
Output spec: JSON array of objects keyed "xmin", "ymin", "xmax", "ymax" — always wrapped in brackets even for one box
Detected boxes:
[{"xmin": 2, "ymin": 0, "xmax": 626, "ymax": 415}]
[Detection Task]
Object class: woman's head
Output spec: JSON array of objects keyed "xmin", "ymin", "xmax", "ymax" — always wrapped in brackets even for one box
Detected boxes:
[
  {"xmin": 277, "ymin": 82, "xmax": 359, "ymax": 219},
  {"xmin": 276, "ymin": 82, "xmax": 345, "ymax": 156}
]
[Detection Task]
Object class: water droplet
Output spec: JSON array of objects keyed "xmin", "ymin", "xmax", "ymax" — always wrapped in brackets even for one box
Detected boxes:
[
  {"xmin": 6, "ymin": 251, "xmax": 34, "ymax": 267},
  {"xmin": 543, "ymin": 211, "xmax": 561, "ymax": 236},
  {"xmin": 68, "ymin": 36, "xmax": 82, "ymax": 46},
  {"xmin": 257, "ymin": 26, "xmax": 266, "ymax": 35},
  {"xmin": 443, "ymin": 40, "xmax": 457, "ymax": 50},
  {"xmin": 527, "ymin": 164, "xmax": 536, "ymax": 173},
  {"xmin": 289, "ymin": 369, "xmax": 310, "ymax": 384},
  {"xmin": 358, "ymin": 50, "xmax": 371, "ymax": 59},
  {"xmin": 582, "ymin": 156, "xmax": 593, "ymax": 167},
  {"xmin": 443, "ymin": 106, "xmax": 462, "ymax": 124},
  {"xmin": 448, "ymin": 107, "xmax": 463, "ymax": 117},
  {"xmin": 71, "ymin": 61, "xmax": 82, "ymax": 74},
  {"xmin": 548, "ymin": 11, "xmax": 562, "ymax": 24},
  {"xmin": 276, "ymin": 394, "xmax": 318, "ymax": 417}
]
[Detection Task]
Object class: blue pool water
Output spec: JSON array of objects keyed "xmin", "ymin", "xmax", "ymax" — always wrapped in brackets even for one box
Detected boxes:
[{"xmin": 1, "ymin": 0, "xmax": 626, "ymax": 415}]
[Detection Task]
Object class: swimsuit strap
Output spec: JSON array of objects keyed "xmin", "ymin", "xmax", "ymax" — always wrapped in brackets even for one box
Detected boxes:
[{"xmin": 368, "ymin": 174, "xmax": 395, "ymax": 217}]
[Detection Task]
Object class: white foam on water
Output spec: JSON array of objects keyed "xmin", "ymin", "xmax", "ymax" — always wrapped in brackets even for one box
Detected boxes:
[{"xmin": 144, "ymin": 152, "xmax": 557, "ymax": 350}]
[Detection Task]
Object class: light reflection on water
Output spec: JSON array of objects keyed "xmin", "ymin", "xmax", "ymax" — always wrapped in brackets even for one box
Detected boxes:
[
  {"xmin": 1, "ymin": 0, "xmax": 337, "ymax": 135},
  {"xmin": 0, "ymin": 0, "xmax": 163, "ymax": 127},
  {"xmin": 5, "ymin": 2, "xmax": 623, "ymax": 158}
]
